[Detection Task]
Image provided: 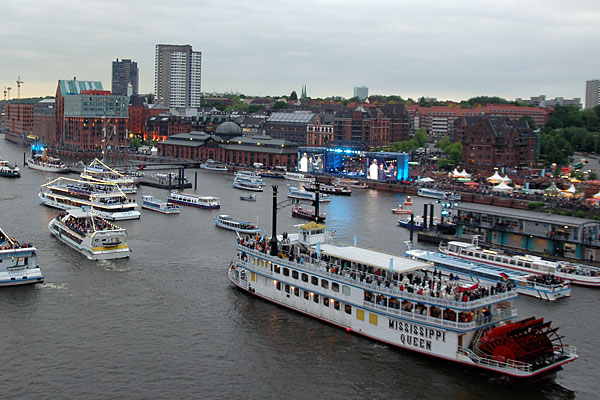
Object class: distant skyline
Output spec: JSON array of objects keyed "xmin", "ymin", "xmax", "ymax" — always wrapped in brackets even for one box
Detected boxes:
[{"xmin": 1, "ymin": 0, "xmax": 599, "ymax": 101}]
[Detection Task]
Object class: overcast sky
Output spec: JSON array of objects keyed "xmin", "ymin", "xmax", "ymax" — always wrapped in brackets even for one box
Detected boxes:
[{"xmin": 1, "ymin": 0, "xmax": 598, "ymax": 101}]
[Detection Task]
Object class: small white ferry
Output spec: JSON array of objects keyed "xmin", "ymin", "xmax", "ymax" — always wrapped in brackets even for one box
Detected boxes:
[
  {"xmin": 168, "ymin": 192, "xmax": 220, "ymax": 209},
  {"xmin": 440, "ymin": 239, "xmax": 600, "ymax": 287},
  {"xmin": 333, "ymin": 178, "xmax": 368, "ymax": 189},
  {"xmin": 405, "ymin": 249, "xmax": 571, "ymax": 301},
  {"xmin": 285, "ymin": 172, "xmax": 314, "ymax": 183},
  {"xmin": 141, "ymin": 194, "xmax": 180, "ymax": 214},
  {"xmin": 228, "ymin": 222, "xmax": 578, "ymax": 380},
  {"xmin": 200, "ymin": 159, "xmax": 228, "ymax": 171},
  {"xmin": 233, "ymin": 176, "xmax": 264, "ymax": 192},
  {"xmin": 80, "ymin": 159, "xmax": 137, "ymax": 194},
  {"xmin": 39, "ymin": 177, "xmax": 140, "ymax": 221},
  {"xmin": 27, "ymin": 152, "xmax": 69, "ymax": 173},
  {"xmin": 0, "ymin": 159, "xmax": 20, "ymax": 178},
  {"xmin": 418, "ymin": 188, "xmax": 461, "ymax": 201},
  {"xmin": 235, "ymin": 171, "xmax": 266, "ymax": 185},
  {"xmin": 214, "ymin": 215, "xmax": 260, "ymax": 234},
  {"xmin": 0, "ymin": 227, "xmax": 44, "ymax": 286},
  {"xmin": 287, "ymin": 186, "xmax": 331, "ymax": 203},
  {"xmin": 304, "ymin": 183, "xmax": 352, "ymax": 196},
  {"xmin": 48, "ymin": 209, "xmax": 131, "ymax": 260}
]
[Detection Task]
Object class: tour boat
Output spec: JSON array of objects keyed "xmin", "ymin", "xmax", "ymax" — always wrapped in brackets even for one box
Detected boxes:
[
  {"xmin": 167, "ymin": 192, "xmax": 220, "ymax": 209},
  {"xmin": 333, "ymin": 178, "xmax": 368, "ymax": 189},
  {"xmin": 287, "ymin": 186, "xmax": 331, "ymax": 203},
  {"xmin": 439, "ymin": 240, "xmax": 600, "ymax": 287},
  {"xmin": 233, "ymin": 176, "xmax": 264, "ymax": 192},
  {"xmin": 228, "ymin": 221, "xmax": 577, "ymax": 380},
  {"xmin": 397, "ymin": 216, "xmax": 441, "ymax": 230},
  {"xmin": 240, "ymin": 194, "xmax": 256, "ymax": 201},
  {"xmin": 80, "ymin": 159, "xmax": 137, "ymax": 194},
  {"xmin": 200, "ymin": 159, "xmax": 228, "ymax": 171},
  {"xmin": 235, "ymin": 171, "xmax": 266, "ymax": 185},
  {"xmin": 259, "ymin": 170, "xmax": 285, "ymax": 179},
  {"xmin": 291, "ymin": 205, "xmax": 326, "ymax": 222},
  {"xmin": 418, "ymin": 188, "xmax": 461, "ymax": 201},
  {"xmin": 39, "ymin": 177, "xmax": 140, "ymax": 221},
  {"xmin": 214, "ymin": 215, "xmax": 260, "ymax": 234},
  {"xmin": 27, "ymin": 153, "xmax": 69, "ymax": 173},
  {"xmin": 48, "ymin": 209, "xmax": 131, "ymax": 260},
  {"xmin": 285, "ymin": 172, "xmax": 314, "ymax": 183},
  {"xmin": 0, "ymin": 160, "xmax": 20, "ymax": 178},
  {"xmin": 140, "ymin": 194, "xmax": 180, "ymax": 214},
  {"xmin": 391, "ymin": 204, "xmax": 412, "ymax": 214},
  {"xmin": 405, "ymin": 249, "xmax": 571, "ymax": 301},
  {"xmin": 304, "ymin": 183, "xmax": 352, "ymax": 196},
  {"xmin": 0, "ymin": 226, "xmax": 44, "ymax": 286}
]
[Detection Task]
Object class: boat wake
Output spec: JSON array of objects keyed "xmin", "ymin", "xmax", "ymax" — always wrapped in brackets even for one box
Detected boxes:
[{"xmin": 35, "ymin": 282, "xmax": 69, "ymax": 290}]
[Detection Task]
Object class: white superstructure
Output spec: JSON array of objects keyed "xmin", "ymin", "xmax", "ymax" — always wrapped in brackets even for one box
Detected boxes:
[{"xmin": 0, "ymin": 227, "xmax": 44, "ymax": 286}]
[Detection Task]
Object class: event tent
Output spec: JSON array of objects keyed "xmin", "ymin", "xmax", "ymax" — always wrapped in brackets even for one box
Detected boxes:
[
  {"xmin": 487, "ymin": 171, "xmax": 504, "ymax": 184},
  {"xmin": 492, "ymin": 181, "xmax": 513, "ymax": 193}
]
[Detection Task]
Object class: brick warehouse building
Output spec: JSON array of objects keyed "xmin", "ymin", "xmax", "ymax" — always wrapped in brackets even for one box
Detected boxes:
[
  {"xmin": 458, "ymin": 117, "xmax": 538, "ymax": 168},
  {"xmin": 5, "ymin": 103, "xmax": 34, "ymax": 142},
  {"xmin": 32, "ymin": 98, "xmax": 56, "ymax": 144},
  {"xmin": 127, "ymin": 95, "xmax": 165, "ymax": 140},
  {"xmin": 158, "ymin": 121, "xmax": 297, "ymax": 170},
  {"xmin": 53, "ymin": 79, "xmax": 129, "ymax": 151}
]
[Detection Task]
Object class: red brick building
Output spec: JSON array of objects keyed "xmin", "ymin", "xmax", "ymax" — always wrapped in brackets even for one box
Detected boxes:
[
  {"xmin": 32, "ymin": 98, "xmax": 56, "ymax": 143},
  {"xmin": 306, "ymin": 113, "xmax": 334, "ymax": 147},
  {"xmin": 145, "ymin": 115, "xmax": 192, "ymax": 142},
  {"xmin": 460, "ymin": 117, "xmax": 538, "ymax": 168},
  {"xmin": 127, "ymin": 95, "xmax": 164, "ymax": 140},
  {"xmin": 5, "ymin": 103, "xmax": 34, "ymax": 138}
]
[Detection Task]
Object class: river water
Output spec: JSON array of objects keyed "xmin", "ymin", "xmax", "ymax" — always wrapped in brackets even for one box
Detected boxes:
[{"xmin": 0, "ymin": 137, "xmax": 595, "ymax": 399}]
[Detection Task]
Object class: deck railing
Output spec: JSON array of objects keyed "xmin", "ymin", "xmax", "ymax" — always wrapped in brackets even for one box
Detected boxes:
[{"xmin": 457, "ymin": 346, "xmax": 532, "ymax": 373}]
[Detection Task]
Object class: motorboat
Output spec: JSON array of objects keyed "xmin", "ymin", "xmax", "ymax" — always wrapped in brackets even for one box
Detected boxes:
[
  {"xmin": 140, "ymin": 194, "xmax": 180, "ymax": 214},
  {"xmin": 291, "ymin": 205, "xmax": 326, "ymax": 222},
  {"xmin": 214, "ymin": 215, "xmax": 260, "ymax": 234},
  {"xmin": 168, "ymin": 192, "xmax": 220, "ymax": 209},
  {"xmin": 287, "ymin": 186, "xmax": 331, "ymax": 203}
]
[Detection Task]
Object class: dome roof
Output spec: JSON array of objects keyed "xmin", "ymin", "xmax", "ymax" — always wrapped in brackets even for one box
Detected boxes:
[{"xmin": 215, "ymin": 121, "xmax": 241, "ymax": 136}]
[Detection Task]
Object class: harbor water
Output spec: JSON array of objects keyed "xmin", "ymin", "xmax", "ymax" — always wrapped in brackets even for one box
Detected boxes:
[{"xmin": 0, "ymin": 138, "xmax": 595, "ymax": 399}]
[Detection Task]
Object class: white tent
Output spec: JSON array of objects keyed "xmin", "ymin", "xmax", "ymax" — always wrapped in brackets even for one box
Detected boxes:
[
  {"xmin": 487, "ymin": 171, "xmax": 504, "ymax": 183},
  {"xmin": 417, "ymin": 177, "xmax": 434, "ymax": 183},
  {"xmin": 450, "ymin": 169, "xmax": 471, "ymax": 179},
  {"xmin": 499, "ymin": 174, "xmax": 512, "ymax": 184},
  {"xmin": 492, "ymin": 181, "xmax": 513, "ymax": 193},
  {"xmin": 565, "ymin": 184, "xmax": 576, "ymax": 193}
]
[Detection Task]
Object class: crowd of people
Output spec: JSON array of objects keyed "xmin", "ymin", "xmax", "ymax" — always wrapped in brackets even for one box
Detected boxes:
[
  {"xmin": 58, "ymin": 211, "xmax": 116, "ymax": 235},
  {"xmin": 526, "ymin": 273, "xmax": 566, "ymax": 285},
  {"xmin": 0, "ymin": 232, "xmax": 33, "ymax": 250}
]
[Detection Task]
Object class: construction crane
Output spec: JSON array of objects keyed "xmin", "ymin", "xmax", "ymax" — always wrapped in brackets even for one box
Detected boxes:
[
  {"xmin": 5, "ymin": 87, "xmax": 11, "ymax": 101},
  {"xmin": 16, "ymin": 76, "xmax": 23, "ymax": 101},
  {"xmin": 2, "ymin": 87, "xmax": 6, "ymax": 102}
]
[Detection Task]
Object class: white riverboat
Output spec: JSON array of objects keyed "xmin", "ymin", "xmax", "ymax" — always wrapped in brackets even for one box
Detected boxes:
[
  {"xmin": 200, "ymin": 159, "xmax": 228, "ymax": 171},
  {"xmin": 168, "ymin": 192, "xmax": 220, "ymax": 209},
  {"xmin": 80, "ymin": 159, "xmax": 137, "ymax": 194},
  {"xmin": 214, "ymin": 215, "xmax": 260, "ymax": 234},
  {"xmin": 405, "ymin": 249, "xmax": 571, "ymax": 301},
  {"xmin": 27, "ymin": 152, "xmax": 69, "ymax": 173},
  {"xmin": 0, "ymin": 159, "xmax": 20, "ymax": 177},
  {"xmin": 287, "ymin": 186, "xmax": 331, "ymax": 203},
  {"xmin": 39, "ymin": 177, "xmax": 140, "ymax": 221},
  {"xmin": 285, "ymin": 172, "xmax": 314, "ymax": 183},
  {"xmin": 233, "ymin": 175, "xmax": 264, "ymax": 192},
  {"xmin": 141, "ymin": 194, "xmax": 180, "ymax": 214},
  {"xmin": 304, "ymin": 183, "xmax": 352, "ymax": 196},
  {"xmin": 235, "ymin": 171, "xmax": 266, "ymax": 186},
  {"xmin": 48, "ymin": 209, "xmax": 131, "ymax": 260},
  {"xmin": 418, "ymin": 188, "xmax": 461, "ymax": 201},
  {"xmin": 333, "ymin": 178, "xmax": 368, "ymax": 189},
  {"xmin": 440, "ymin": 240, "xmax": 600, "ymax": 287},
  {"xmin": 0, "ymin": 227, "xmax": 44, "ymax": 286},
  {"xmin": 228, "ymin": 222, "xmax": 578, "ymax": 380}
]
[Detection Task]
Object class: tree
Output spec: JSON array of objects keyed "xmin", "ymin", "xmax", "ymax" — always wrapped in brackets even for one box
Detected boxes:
[
  {"xmin": 290, "ymin": 91, "xmax": 298, "ymax": 101},
  {"xmin": 414, "ymin": 128, "xmax": 428, "ymax": 148},
  {"xmin": 272, "ymin": 101, "xmax": 289, "ymax": 110},
  {"xmin": 519, "ymin": 115, "xmax": 536, "ymax": 130},
  {"xmin": 582, "ymin": 109, "xmax": 599, "ymax": 132},
  {"xmin": 145, "ymin": 93, "xmax": 155, "ymax": 104}
]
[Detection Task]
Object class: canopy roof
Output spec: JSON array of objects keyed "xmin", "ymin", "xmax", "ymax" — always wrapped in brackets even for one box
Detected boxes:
[
  {"xmin": 487, "ymin": 171, "xmax": 503, "ymax": 182},
  {"xmin": 492, "ymin": 181, "xmax": 513, "ymax": 192},
  {"xmin": 417, "ymin": 177, "xmax": 434, "ymax": 183},
  {"xmin": 318, "ymin": 243, "xmax": 428, "ymax": 273}
]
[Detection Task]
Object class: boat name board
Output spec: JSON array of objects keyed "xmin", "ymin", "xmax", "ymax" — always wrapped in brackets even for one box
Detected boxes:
[{"xmin": 388, "ymin": 319, "xmax": 447, "ymax": 351}]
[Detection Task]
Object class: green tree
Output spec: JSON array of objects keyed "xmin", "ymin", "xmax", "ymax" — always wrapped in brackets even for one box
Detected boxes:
[
  {"xmin": 445, "ymin": 142, "xmax": 463, "ymax": 164},
  {"xmin": 414, "ymin": 128, "xmax": 428, "ymax": 148},
  {"xmin": 272, "ymin": 100, "xmax": 289, "ymax": 110},
  {"xmin": 582, "ymin": 109, "xmax": 599, "ymax": 132},
  {"xmin": 145, "ymin": 93, "xmax": 155, "ymax": 104},
  {"xmin": 290, "ymin": 91, "xmax": 298, "ymax": 101},
  {"xmin": 519, "ymin": 115, "xmax": 536, "ymax": 130},
  {"xmin": 129, "ymin": 138, "xmax": 142, "ymax": 149}
]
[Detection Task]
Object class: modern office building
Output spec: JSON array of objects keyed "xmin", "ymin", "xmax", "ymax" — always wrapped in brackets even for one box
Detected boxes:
[
  {"xmin": 353, "ymin": 86, "xmax": 368, "ymax": 101},
  {"xmin": 585, "ymin": 79, "xmax": 599, "ymax": 110},
  {"xmin": 154, "ymin": 44, "xmax": 202, "ymax": 108},
  {"xmin": 111, "ymin": 59, "xmax": 139, "ymax": 97}
]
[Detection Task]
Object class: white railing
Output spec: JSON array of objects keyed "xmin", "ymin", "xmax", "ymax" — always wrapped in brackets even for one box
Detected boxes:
[
  {"xmin": 457, "ymin": 346, "xmax": 532, "ymax": 373},
  {"xmin": 238, "ymin": 244, "xmax": 518, "ymax": 310}
]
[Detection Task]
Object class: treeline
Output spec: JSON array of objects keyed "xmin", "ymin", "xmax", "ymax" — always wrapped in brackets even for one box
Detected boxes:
[{"xmin": 540, "ymin": 105, "xmax": 600, "ymax": 165}]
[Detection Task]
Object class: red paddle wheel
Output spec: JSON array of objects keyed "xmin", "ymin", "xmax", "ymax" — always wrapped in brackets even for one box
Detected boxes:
[{"xmin": 477, "ymin": 317, "xmax": 565, "ymax": 367}]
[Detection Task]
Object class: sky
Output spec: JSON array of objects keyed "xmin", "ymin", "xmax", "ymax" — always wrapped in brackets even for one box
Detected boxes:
[{"xmin": 1, "ymin": 0, "xmax": 599, "ymax": 101}]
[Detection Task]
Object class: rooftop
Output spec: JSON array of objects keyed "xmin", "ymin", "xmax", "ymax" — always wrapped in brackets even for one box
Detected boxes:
[{"xmin": 319, "ymin": 243, "xmax": 429, "ymax": 273}]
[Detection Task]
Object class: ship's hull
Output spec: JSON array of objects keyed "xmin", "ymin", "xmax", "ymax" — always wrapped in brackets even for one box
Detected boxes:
[
  {"xmin": 27, "ymin": 161, "xmax": 69, "ymax": 173},
  {"xmin": 48, "ymin": 220, "xmax": 130, "ymax": 260},
  {"xmin": 0, "ymin": 270, "xmax": 44, "ymax": 286}
]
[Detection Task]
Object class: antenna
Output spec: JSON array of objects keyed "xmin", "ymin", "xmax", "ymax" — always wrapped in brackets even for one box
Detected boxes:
[{"xmin": 16, "ymin": 76, "xmax": 24, "ymax": 101}]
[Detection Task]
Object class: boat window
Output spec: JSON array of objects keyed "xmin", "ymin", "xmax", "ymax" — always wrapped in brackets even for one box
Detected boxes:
[
  {"xmin": 342, "ymin": 285, "xmax": 351, "ymax": 296},
  {"xmin": 333, "ymin": 300, "xmax": 340, "ymax": 310},
  {"xmin": 321, "ymin": 279, "xmax": 329, "ymax": 289},
  {"xmin": 274, "ymin": 265, "xmax": 280, "ymax": 274},
  {"xmin": 323, "ymin": 297, "xmax": 329, "ymax": 307},
  {"xmin": 293, "ymin": 287, "xmax": 299, "ymax": 297},
  {"xmin": 525, "ymin": 262, "xmax": 532, "ymax": 269},
  {"xmin": 332, "ymin": 282, "xmax": 339, "ymax": 292},
  {"xmin": 301, "ymin": 273, "xmax": 308, "ymax": 282},
  {"xmin": 292, "ymin": 270, "xmax": 299, "ymax": 279},
  {"xmin": 364, "ymin": 291, "xmax": 373, "ymax": 302},
  {"xmin": 311, "ymin": 276, "xmax": 318, "ymax": 286},
  {"xmin": 313, "ymin": 293, "xmax": 319, "ymax": 303},
  {"xmin": 284, "ymin": 284, "xmax": 290, "ymax": 293},
  {"xmin": 345, "ymin": 304, "xmax": 352, "ymax": 314},
  {"xmin": 275, "ymin": 281, "xmax": 281, "ymax": 290},
  {"xmin": 283, "ymin": 267, "xmax": 289, "ymax": 276},
  {"xmin": 517, "ymin": 261, "xmax": 524, "ymax": 267},
  {"xmin": 303, "ymin": 290, "xmax": 309, "ymax": 300},
  {"xmin": 510, "ymin": 259, "xmax": 516, "ymax": 265}
]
